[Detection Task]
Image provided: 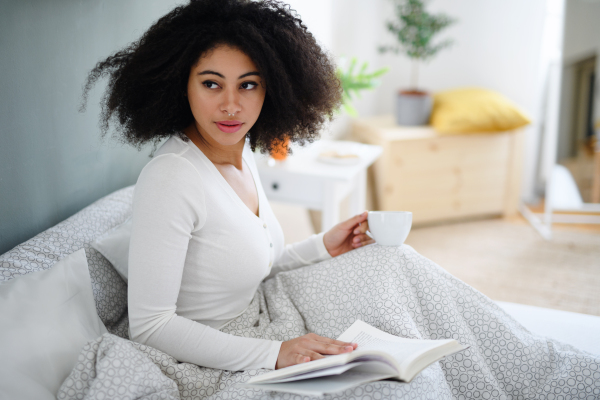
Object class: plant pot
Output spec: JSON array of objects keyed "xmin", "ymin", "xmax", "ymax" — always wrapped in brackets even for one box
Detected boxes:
[{"xmin": 395, "ymin": 90, "xmax": 433, "ymax": 126}]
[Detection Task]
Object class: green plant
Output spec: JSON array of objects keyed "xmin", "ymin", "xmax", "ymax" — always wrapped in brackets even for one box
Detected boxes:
[
  {"xmin": 337, "ymin": 58, "xmax": 389, "ymax": 116},
  {"xmin": 379, "ymin": 0, "xmax": 456, "ymax": 90}
]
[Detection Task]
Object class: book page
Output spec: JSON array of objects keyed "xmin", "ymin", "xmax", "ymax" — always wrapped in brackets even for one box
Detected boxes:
[
  {"xmin": 240, "ymin": 370, "xmax": 396, "ymax": 397},
  {"xmin": 338, "ymin": 320, "xmax": 454, "ymax": 368},
  {"xmin": 265, "ymin": 362, "xmax": 368, "ymax": 383},
  {"xmin": 247, "ymin": 352, "xmax": 351, "ymax": 383},
  {"xmin": 352, "ymin": 331, "xmax": 444, "ymax": 361}
]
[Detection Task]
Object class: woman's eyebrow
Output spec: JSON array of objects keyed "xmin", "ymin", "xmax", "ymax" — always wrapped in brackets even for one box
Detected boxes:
[
  {"xmin": 238, "ymin": 72, "xmax": 260, "ymax": 79},
  {"xmin": 197, "ymin": 70, "xmax": 260, "ymax": 79},
  {"xmin": 198, "ymin": 70, "xmax": 224, "ymax": 78}
]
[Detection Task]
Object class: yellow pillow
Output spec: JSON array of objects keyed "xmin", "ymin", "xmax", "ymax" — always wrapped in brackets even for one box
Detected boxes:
[{"xmin": 430, "ymin": 88, "xmax": 531, "ymax": 134}]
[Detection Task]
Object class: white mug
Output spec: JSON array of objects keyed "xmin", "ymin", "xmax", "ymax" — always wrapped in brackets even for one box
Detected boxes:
[{"xmin": 367, "ymin": 211, "xmax": 412, "ymax": 246}]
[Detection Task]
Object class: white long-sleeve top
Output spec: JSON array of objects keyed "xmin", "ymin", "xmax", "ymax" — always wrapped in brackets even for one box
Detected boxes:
[{"xmin": 128, "ymin": 135, "xmax": 331, "ymax": 372}]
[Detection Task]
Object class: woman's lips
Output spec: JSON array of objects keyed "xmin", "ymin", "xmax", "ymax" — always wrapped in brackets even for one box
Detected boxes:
[{"xmin": 215, "ymin": 121, "xmax": 242, "ymax": 133}]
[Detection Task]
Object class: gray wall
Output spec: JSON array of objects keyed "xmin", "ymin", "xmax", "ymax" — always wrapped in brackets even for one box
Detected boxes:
[{"xmin": 0, "ymin": 0, "xmax": 182, "ymax": 255}]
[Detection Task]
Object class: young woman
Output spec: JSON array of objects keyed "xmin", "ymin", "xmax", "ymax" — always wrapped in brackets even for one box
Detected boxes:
[{"xmin": 84, "ymin": 0, "xmax": 599, "ymax": 398}]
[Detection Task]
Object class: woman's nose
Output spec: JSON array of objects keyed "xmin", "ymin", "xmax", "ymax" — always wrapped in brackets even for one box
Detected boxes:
[{"xmin": 222, "ymin": 87, "xmax": 241, "ymax": 114}]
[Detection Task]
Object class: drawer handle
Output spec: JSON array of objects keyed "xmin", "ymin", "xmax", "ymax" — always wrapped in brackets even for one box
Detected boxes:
[{"xmin": 272, "ymin": 182, "xmax": 279, "ymax": 191}]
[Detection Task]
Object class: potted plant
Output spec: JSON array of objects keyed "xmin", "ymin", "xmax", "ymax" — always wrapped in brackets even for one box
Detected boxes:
[
  {"xmin": 379, "ymin": 0, "xmax": 456, "ymax": 126},
  {"xmin": 337, "ymin": 57, "xmax": 389, "ymax": 117}
]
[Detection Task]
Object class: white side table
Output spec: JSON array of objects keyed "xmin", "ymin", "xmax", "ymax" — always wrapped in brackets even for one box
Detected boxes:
[{"xmin": 254, "ymin": 140, "xmax": 382, "ymax": 232}]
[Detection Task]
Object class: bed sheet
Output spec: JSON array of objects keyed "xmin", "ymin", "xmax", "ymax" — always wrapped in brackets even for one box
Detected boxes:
[{"xmin": 497, "ymin": 301, "xmax": 600, "ymax": 355}]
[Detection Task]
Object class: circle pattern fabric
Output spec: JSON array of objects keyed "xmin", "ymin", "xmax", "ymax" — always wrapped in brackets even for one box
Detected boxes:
[
  {"xmin": 123, "ymin": 244, "xmax": 600, "ymax": 399},
  {"xmin": 58, "ymin": 333, "xmax": 179, "ymax": 400}
]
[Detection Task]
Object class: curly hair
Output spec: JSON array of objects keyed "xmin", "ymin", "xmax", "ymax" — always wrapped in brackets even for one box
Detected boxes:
[{"xmin": 82, "ymin": 0, "xmax": 342, "ymax": 154}]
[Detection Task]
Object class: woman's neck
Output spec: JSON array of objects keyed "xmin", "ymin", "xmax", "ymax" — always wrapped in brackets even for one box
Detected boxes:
[{"xmin": 183, "ymin": 124, "xmax": 245, "ymax": 170}]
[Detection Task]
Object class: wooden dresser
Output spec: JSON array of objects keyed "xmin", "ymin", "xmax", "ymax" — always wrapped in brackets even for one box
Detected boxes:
[{"xmin": 352, "ymin": 115, "xmax": 524, "ymax": 225}]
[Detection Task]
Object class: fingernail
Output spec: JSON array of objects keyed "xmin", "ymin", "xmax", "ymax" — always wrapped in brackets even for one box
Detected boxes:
[{"xmin": 345, "ymin": 346, "xmax": 353, "ymax": 351}]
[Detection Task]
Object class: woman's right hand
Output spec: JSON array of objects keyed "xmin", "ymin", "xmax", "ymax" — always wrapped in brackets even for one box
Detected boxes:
[{"xmin": 275, "ymin": 333, "xmax": 358, "ymax": 369}]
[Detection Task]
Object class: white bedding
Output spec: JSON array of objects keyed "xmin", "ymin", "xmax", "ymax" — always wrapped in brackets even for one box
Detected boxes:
[{"xmin": 497, "ymin": 301, "xmax": 600, "ymax": 355}]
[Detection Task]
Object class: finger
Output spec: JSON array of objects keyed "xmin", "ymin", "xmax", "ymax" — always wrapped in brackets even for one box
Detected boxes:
[
  {"xmin": 311, "ymin": 341, "xmax": 356, "ymax": 355},
  {"xmin": 340, "ymin": 211, "xmax": 368, "ymax": 231},
  {"xmin": 354, "ymin": 220, "xmax": 370, "ymax": 235},
  {"xmin": 302, "ymin": 350, "xmax": 325, "ymax": 361},
  {"xmin": 312, "ymin": 336, "xmax": 357, "ymax": 348},
  {"xmin": 295, "ymin": 354, "xmax": 310, "ymax": 364},
  {"xmin": 352, "ymin": 233, "xmax": 371, "ymax": 244},
  {"xmin": 354, "ymin": 238, "xmax": 376, "ymax": 248}
]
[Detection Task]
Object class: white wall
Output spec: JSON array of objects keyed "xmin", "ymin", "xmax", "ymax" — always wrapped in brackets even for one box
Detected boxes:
[
  {"xmin": 326, "ymin": 0, "xmax": 550, "ymax": 201},
  {"xmin": 285, "ymin": 0, "xmax": 334, "ymax": 51}
]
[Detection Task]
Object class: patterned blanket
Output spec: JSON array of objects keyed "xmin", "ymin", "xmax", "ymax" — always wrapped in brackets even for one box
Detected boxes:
[{"xmin": 58, "ymin": 244, "xmax": 600, "ymax": 399}]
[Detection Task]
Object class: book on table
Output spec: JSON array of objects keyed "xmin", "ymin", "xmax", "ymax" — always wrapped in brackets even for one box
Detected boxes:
[{"xmin": 241, "ymin": 319, "xmax": 468, "ymax": 397}]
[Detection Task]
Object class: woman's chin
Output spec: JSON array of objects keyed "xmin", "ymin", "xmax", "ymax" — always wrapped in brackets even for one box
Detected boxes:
[{"xmin": 213, "ymin": 132, "xmax": 249, "ymax": 147}]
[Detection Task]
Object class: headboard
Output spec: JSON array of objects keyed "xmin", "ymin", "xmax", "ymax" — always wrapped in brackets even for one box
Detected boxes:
[{"xmin": 0, "ymin": 0, "xmax": 181, "ymax": 255}]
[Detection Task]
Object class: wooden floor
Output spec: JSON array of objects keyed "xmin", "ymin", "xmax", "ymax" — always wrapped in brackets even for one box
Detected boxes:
[{"xmin": 405, "ymin": 215, "xmax": 600, "ymax": 316}]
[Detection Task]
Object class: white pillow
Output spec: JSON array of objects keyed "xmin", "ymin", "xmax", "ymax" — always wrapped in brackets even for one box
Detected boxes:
[
  {"xmin": 91, "ymin": 217, "xmax": 132, "ymax": 282},
  {"xmin": 0, "ymin": 248, "xmax": 108, "ymax": 400}
]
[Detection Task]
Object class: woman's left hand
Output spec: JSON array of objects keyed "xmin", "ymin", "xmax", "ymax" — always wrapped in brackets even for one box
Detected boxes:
[{"xmin": 323, "ymin": 211, "xmax": 375, "ymax": 257}]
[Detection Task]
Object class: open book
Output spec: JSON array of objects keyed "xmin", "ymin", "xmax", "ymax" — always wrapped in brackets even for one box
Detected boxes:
[{"xmin": 241, "ymin": 320, "xmax": 468, "ymax": 396}]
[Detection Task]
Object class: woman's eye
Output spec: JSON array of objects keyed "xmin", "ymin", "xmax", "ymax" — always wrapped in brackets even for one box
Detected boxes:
[
  {"xmin": 240, "ymin": 82, "xmax": 258, "ymax": 90},
  {"xmin": 203, "ymin": 81, "xmax": 219, "ymax": 89}
]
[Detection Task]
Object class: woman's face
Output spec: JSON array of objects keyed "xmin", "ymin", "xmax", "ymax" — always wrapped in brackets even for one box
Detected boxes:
[{"xmin": 187, "ymin": 45, "xmax": 266, "ymax": 147}]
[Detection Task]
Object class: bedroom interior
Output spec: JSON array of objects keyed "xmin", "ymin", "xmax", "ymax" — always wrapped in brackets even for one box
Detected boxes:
[
  {"xmin": 0, "ymin": 0, "xmax": 599, "ymax": 398},
  {"xmin": 274, "ymin": 0, "xmax": 600, "ymax": 317}
]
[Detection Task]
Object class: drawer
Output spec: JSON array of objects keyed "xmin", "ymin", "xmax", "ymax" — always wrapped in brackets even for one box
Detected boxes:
[
  {"xmin": 351, "ymin": 116, "xmax": 524, "ymax": 224},
  {"xmin": 258, "ymin": 171, "xmax": 324, "ymax": 209}
]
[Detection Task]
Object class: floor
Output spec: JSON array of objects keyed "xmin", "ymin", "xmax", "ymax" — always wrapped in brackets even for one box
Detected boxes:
[
  {"xmin": 271, "ymin": 202, "xmax": 600, "ymax": 317},
  {"xmin": 405, "ymin": 216, "xmax": 600, "ymax": 316}
]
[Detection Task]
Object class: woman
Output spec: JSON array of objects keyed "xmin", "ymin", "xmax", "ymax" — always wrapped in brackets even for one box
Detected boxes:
[{"xmin": 84, "ymin": 0, "xmax": 600, "ymax": 398}]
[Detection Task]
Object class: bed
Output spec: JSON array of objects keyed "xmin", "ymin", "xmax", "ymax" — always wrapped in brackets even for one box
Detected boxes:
[{"xmin": 1, "ymin": 185, "xmax": 599, "ymax": 400}]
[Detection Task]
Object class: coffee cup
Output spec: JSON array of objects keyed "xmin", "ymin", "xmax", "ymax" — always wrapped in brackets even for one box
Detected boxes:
[{"xmin": 367, "ymin": 211, "xmax": 412, "ymax": 246}]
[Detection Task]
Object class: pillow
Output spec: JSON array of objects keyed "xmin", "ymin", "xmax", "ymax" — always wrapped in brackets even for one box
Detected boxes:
[
  {"xmin": 0, "ymin": 185, "xmax": 134, "ymax": 335},
  {"xmin": 430, "ymin": 87, "xmax": 531, "ymax": 134},
  {"xmin": 0, "ymin": 248, "xmax": 108, "ymax": 400},
  {"xmin": 91, "ymin": 217, "xmax": 132, "ymax": 282}
]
